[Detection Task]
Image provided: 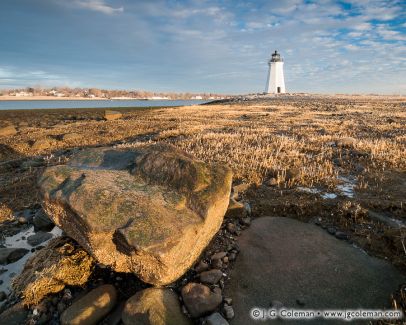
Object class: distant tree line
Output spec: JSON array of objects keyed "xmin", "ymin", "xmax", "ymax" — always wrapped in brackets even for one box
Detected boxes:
[{"xmin": 0, "ymin": 87, "xmax": 229, "ymax": 100}]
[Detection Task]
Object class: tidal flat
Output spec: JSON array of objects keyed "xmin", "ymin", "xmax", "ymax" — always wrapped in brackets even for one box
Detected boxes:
[{"xmin": 0, "ymin": 94, "xmax": 405, "ymax": 324}]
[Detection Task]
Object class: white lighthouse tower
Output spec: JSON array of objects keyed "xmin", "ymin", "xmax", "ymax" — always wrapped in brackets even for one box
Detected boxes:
[{"xmin": 265, "ymin": 50, "xmax": 286, "ymax": 94}]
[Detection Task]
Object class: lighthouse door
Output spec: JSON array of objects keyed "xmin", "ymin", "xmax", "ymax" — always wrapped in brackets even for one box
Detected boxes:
[{"xmin": 277, "ymin": 87, "xmax": 281, "ymax": 93}]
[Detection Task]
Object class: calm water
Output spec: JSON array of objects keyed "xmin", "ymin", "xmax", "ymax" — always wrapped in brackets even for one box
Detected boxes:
[{"xmin": 0, "ymin": 99, "xmax": 208, "ymax": 110}]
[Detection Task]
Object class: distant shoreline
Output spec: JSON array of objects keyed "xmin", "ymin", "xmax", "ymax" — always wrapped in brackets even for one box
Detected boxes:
[{"xmin": 0, "ymin": 96, "xmax": 185, "ymax": 101}]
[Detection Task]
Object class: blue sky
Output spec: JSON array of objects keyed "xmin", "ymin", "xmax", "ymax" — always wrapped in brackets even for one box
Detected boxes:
[{"xmin": 0, "ymin": 0, "xmax": 405, "ymax": 94}]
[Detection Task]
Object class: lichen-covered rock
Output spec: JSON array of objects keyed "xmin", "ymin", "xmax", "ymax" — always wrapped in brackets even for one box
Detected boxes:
[
  {"xmin": 38, "ymin": 144, "xmax": 232, "ymax": 285},
  {"xmin": 12, "ymin": 237, "xmax": 94, "ymax": 305}
]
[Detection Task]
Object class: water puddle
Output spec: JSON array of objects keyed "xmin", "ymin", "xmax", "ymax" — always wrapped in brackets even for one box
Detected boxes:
[
  {"xmin": 337, "ymin": 176, "xmax": 356, "ymax": 198},
  {"xmin": 0, "ymin": 226, "xmax": 62, "ymax": 303},
  {"xmin": 297, "ymin": 187, "xmax": 321, "ymax": 194},
  {"xmin": 321, "ymin": 193, "xmax": 337, "ymax": 199},
  {"xmin": 297, "ymin": 187, "xmax": 337, "ymax": 200}
]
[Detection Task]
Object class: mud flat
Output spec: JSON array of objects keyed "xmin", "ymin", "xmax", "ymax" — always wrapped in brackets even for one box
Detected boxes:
[{"xmin": 0, "ymin": 94, "xmax": 405, "ymax": 324}]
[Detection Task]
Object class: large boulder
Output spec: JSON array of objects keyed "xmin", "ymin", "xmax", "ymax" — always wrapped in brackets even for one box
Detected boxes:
[
  {"xmin": 122, "ymin": 288, "xmax": 192, "ymax": 325},
  {"xmin": 38, "ymin": 144, "xmax": 232, "ymax": 285}
]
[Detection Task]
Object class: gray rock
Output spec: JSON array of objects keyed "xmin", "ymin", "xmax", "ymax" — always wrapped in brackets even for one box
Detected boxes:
[
  {"xmin": 226, "ymin": 223, "xmax": 237, "ymax": 234},
  {"xmin": 211, "ymin": 252, "xmax": 227, "ymax": 260},
  {"xmin": 327, "ymin": 226, "xmax": 336, "ymax": 235},
  {"xmin": 33, "ymin": 210, "xmax": 54, "ymax": 231},
  {"xmin": 222, "ymin": 305, "xmax": 234, "ymax": 319},
  {"xmin": 181, "ymin": 283, "xmax": 222, "ymax": 318},
  {"xmin": 211, "ymin": 258, "xmax": 223, "ymax": 269},
  {"xmin": 335, "ymin": 231, "xmax": 349, "ymax": 240},
  {"xmin": 0, "ymin": 290, "xmax": 6, "ymax": 301},
  {"xmin": 60, "ymin": 284, "xmax": 117, "ymax": 325},
  {"xmin": 205, "ymin": 312, "xmax": 229, "ymax": 325},
  {"xmin": 195, "ymin": 261, "xmax": 209, "ymax": 273},
  {"xmin": 0, "ymin": 248, "xmax": 29, "ymax": 265},
  {"xmin": 122, "ymin": 288, "xmax": 191, "ymax": 325},
  {"xmin": 225, "ymin": 217, "xmax": 405, "ymax": 325},
  {"xmin": 0, "ymin": 302, "xmax": 28, "ymax": 325},
  {"xmin": 199, "ymin": 269, "xmax": 223, "ymax": 285},
  {"xmin": 27, "ymin": 231, "xmax": 53, "ymax": 246}
]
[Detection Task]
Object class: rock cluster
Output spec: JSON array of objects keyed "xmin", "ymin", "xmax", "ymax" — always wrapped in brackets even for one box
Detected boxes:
[{"xmin": 38, "ymin": 144, "xmax": 232, "ymax": 285}]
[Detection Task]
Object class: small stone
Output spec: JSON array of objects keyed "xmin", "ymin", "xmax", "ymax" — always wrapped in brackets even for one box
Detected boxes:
[
  {"xmin": 32, "ymin": 138, "xmax": 52, "ymax": 151},
  {"xmin": 327, "ymin": 227, "xmax": 336, "ymax": 235},
  {"xmin": 232, "ymin": 183, "xmax": 250, "ymax": 200},
  {"xmin": 104, "ymin": 110, "xmax": 122, "ymax": 121},
  {"xmin": 0, "ymin": 247, "xmax": 29, "ymax": 265},
  {"xmin": 228, "ymin": 253, "xmax": 236, "ymax": 261},
  {"xmin": 211, "ymin": 252, "xmax": 227, "ymax": 260},
  {"xmin": 211, "ymin": 258, "xmax": 223, "ymax": 269},
  {"xmin": 223, "ymin": 297, "xmax": 232, "ymax": 305},
  {"xmin": 243, "ymin": 203, "xmax": 252, "ymax": 216},
  {"xmin": 268, "ymin": 178, "xmax": 278, "ymax": 186},
  {"xmin": 241, "ymin": 217, "xmax": 251, "ymax": 226},
  {"xmin": 199, "ymin": 269, "xmax": 223, "ymax": 285},
  {"xmin": 33, "ymin": 210, "xmax": 54, "ymax": 232},
  {"xmin": 195, "ymin": 261, "xmax": 209, "ymax": 273},
  {"xmin": 222, "ymin": 305, "xmax": 234, "ymax": 319},
  {"xmin": 63, "ymin": 289, "xmax": 72, "ymax": 301},
  {"xmin": 122, "ymin": 288, "xmax": 191, "ymax": 325},
  {"xmin": 60, "ymin": 285, "xmax": 117, "ymax": 325},
  {"xmin": 222, "ymin": 256, "xmax": 229, "ymax": 264},
  {"xmin": 181, "ymin": 283, "xmax": 222, "ymax": 318},
  {"xmin": 335, "ymin": 231, "xmax": 349, "ymax": 240},
  {"xmin": 0, "ymin": 291, "xmax": 7, "ymax": 301},
  {"xmin": 27, "ymin": 232, "xmax": 53, "ymax": 246},
  {"xmin": 205, "ymin": 312, "xmax": 229, "ymax": 325},
  {"xmin": 226, "ymin": 223, "xmax": 237, "ymax": 234},
  {"xmin": 336, "ymin": 137, "xmax": 356, "ymax": 148},
  {"xmin": 225, "ymin": 198, "xmax": 244, "ymax": 218}
]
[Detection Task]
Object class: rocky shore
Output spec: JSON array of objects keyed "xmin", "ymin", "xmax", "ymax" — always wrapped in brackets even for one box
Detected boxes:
[{"xmin": 0, "ymin": 95, "xmax": 405, "ymax": 324}]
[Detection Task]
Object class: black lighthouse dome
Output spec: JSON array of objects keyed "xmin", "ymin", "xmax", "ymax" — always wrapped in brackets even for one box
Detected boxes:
[{"xmin": 270, "ymin": 50, "xmax": 283, "ymax": 62}]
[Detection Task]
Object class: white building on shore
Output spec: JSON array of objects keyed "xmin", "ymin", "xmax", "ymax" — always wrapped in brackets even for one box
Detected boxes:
[{"xmin": 265, "ymin": 50, "xmax": 286, "ymax": 94}]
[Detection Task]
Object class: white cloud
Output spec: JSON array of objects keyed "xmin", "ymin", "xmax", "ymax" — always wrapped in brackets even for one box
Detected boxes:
[
  {"xmin": 73, "ymin": 0, "xmax": 123, "ymax": 15},
  {"xmin": 0, "ymin": 66, "xmax": 81, "ymax": 88}
]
